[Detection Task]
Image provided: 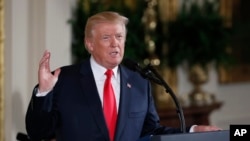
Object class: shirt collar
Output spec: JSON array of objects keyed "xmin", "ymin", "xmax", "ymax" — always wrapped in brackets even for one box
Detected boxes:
[{"xmin": 90, "ymin": 56, "xmax": 119, "ymax": 79}]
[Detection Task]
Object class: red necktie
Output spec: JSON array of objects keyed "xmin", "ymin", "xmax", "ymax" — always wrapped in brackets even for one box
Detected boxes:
[{"xmin": 103, "ymin": 69, "xmax": 117, "ymax": 141}]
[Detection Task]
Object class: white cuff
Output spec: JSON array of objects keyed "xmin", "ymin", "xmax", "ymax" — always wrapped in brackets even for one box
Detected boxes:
[
  {"xmin": 36, "ymin": 89, "xmax": 51, "ymax": 97},
  {"xmin": 189, "ymin": 125, "xmax": 197, "ymax": 133}
]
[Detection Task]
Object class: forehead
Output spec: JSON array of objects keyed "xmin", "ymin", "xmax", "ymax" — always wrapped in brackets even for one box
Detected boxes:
[{"xmin": 93, "ymin": 22, "xmax": 126, "ymax": 33}]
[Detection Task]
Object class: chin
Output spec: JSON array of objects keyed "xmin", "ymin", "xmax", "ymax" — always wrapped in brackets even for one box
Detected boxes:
[{"xmin": 110, "ymin": 58, "xmax": 121, "ymax": 66}]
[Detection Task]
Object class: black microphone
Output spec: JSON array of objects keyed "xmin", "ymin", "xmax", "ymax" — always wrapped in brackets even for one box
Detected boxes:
[
  {"xmin": 123, "ymin": 58, "xmax": 162, "ymax": 85},
  {"xmin": 122, "ymin": 58, "xmax": 144, "ymax": 72},
  {"xmin": 16, "ymin": 132, "xmax": 31, "ymax": 141}
]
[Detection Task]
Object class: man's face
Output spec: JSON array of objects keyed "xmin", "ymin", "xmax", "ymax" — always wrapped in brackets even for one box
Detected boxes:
[{"xmin": 85, "ymin": 22, "xmax": 126, "ymax": 69}]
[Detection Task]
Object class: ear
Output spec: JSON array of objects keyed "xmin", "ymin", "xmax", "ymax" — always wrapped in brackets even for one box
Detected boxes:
[{"xmin": 85, "ymin": 38, "xmax": 94, "ymax": 52}]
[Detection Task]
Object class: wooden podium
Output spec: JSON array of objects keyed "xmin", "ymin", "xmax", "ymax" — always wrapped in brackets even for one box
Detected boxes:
[{"xmin": 157, "ymin": 102, "xmax": 222, "ymax": 127}]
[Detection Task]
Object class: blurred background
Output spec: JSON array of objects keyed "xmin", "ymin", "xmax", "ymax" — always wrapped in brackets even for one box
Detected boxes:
[{"xmin": 1, "ymin": 0, "xmax": 250, "ymax": 140}]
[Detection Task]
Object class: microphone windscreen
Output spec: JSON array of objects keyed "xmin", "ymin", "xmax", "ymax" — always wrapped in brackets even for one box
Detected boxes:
[{"xmin": 123, "ymin": 58, "xmax": 139, "ymax": 71}]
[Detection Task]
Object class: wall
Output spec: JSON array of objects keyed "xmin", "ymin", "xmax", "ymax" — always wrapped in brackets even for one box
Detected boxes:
[
  {"xmin": 4, "ymin": 0, "xmax": 250, "ymax": 141},
  {"xmin": 178, "ymin": 65, "xmax": 250, "ymax": 130},
  {"xmin": 4, "ymin": 0, "xmax": 73, "ymax": 140}
]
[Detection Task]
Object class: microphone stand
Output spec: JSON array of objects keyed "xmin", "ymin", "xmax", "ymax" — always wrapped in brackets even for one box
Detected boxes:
[{"xmin": 143, "ymin": 64, "xmax": 186, "ymax": 133}]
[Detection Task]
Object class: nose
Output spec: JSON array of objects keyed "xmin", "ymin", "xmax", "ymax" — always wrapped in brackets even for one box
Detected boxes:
[{"xmin": 110, "ymin": 36, "xmax": 119, "ymax": 47}]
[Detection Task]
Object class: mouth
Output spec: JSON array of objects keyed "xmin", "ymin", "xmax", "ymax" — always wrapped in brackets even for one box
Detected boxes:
[{"xmin": 110, "ymin": 51, "xmax": 119, "ymax": 57}]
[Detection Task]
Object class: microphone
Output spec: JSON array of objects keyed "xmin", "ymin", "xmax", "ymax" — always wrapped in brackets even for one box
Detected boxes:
[
  {"xmin": 123, "ymin": 58, "xmax": 186, "ymax": 133},
  {"xmin": 16, "ymin": 132, "xmax": 31, "ymax": 141},
  {"xmin": 123, "ymin": 58, "xmax": 162, "ymax": 85}
]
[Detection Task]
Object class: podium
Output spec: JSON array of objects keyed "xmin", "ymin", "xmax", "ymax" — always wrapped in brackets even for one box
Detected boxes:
[{"xmin": 150, "ymin": 130, "xmax": 229, "ymax": 141}]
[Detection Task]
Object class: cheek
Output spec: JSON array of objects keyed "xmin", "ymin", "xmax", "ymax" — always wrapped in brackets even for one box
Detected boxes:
[
  {"xmin": 120, "ymin": 47, "xmax": 125, "ymax": 54},
  {"xmin": 95, "ymin": 46, "xmax": 107, "ymax": 56},
  {"xmin": 120, "ymin": 43, "xmax": 125, "ymax": 51}
]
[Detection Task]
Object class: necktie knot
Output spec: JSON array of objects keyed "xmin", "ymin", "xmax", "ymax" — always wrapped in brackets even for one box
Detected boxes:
[{"xmin": 105, "ymin": 69, "xmax": 113, "ymax": 79}]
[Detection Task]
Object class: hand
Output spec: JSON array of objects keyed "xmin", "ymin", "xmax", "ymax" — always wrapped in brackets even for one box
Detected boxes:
[
  {"xmin": 38, "ymin": 50, "xmax": 61, "ymax": 92},
  {"xmin": 193, "ymin": 125, "xmax": 222, "ymax": 132}
]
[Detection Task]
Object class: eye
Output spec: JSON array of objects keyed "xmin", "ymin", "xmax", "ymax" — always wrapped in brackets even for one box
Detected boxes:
[
  {"xmin": 102, "ymin": 35, "xmax": 110, "ymax": 40},
  {"xmin": 116, "ymin": 34, "xmax": 123, "ymax": 40}
]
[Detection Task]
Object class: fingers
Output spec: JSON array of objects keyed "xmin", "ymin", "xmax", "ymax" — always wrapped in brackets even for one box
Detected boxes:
[
  {"xmin": 194, "ymin": 125, "xmax": 222, "ymax": 132},
  {"xmin": 39, "ymin": 50, "xmax": 51, "ymax": 72},
  {"xmin": 207, "ymin": 125, "xmax": 222, "ymax": 131}
]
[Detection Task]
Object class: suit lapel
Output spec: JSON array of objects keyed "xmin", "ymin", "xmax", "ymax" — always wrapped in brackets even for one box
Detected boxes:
[
  {"xmin": 79, "ymin": 60, "xmax": 109, "ymax": 141},
  {"xmin": 115, "ymin": 66, "xmax": 132, "ymax": 141}
]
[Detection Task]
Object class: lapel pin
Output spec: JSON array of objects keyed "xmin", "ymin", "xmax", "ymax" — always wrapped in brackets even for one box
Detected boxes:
[{"xmin": 127, "ymin": 83, "xmax": 131, "ymax": 88}]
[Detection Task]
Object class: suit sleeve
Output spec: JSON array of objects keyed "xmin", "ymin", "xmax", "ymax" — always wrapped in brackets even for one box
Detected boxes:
[
  {"xmin": 140, "ymin": 81, "xmax": 190, "ymax": 137},
  {"xmin": 25, "ymin": 86, "xmax": 58, "ymax": 141}
]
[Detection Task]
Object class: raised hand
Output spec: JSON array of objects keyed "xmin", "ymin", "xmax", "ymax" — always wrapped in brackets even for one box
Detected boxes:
[{"xmin": 38, "ymin": 50, "xmax": 61, "ymax": 92}]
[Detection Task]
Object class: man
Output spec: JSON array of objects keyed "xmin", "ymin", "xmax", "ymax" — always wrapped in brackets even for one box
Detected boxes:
[{"xmin": 26, "ymin": 11, "xmax": 221, "ymax": 141}]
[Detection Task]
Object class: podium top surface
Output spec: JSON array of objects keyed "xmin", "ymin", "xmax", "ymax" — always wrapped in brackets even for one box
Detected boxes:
[{"xmin": 150, "ymin": 130, "xmax": 229, "ymax": 141}]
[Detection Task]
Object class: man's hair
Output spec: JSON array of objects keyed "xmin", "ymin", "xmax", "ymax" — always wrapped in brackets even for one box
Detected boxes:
[{"xmin": 84, "ymin": 11, "xmax": 129, "ymax": 38}]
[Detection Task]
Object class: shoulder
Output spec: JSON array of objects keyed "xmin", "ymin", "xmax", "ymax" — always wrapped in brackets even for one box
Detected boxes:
[
  {"xmin": 60, "ymin": 63, "xmax": 81, "ymax": 73},
  {"xmin": 58, "ymin": 59, "xmax": 90, "ymax": 76},
  {"xmin": 120, "ymin": 64, "xmax": 148, "ymax": 83}
]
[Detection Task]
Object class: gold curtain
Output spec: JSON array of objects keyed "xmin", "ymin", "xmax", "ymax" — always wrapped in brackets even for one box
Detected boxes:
[{"xmin": 0, "ymin": 0, "xmax": 4, "ymax": 140}]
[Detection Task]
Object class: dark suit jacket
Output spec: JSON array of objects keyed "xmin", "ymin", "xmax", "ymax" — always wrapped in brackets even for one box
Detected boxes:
[{"xmin": 26, "ymin": 59, "xmax": 187, "ymax": 141}]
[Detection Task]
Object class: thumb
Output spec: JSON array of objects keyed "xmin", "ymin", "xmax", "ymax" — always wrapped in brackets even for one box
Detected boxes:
[{"xmin": 54, "ymin": 68, "xmax": 61, "ymax": 78}]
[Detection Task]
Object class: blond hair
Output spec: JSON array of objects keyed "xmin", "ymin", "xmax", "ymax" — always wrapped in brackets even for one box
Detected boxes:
[{"xmin": 84, "ymin": 11, "xmax": 129, "ymax": 38}]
